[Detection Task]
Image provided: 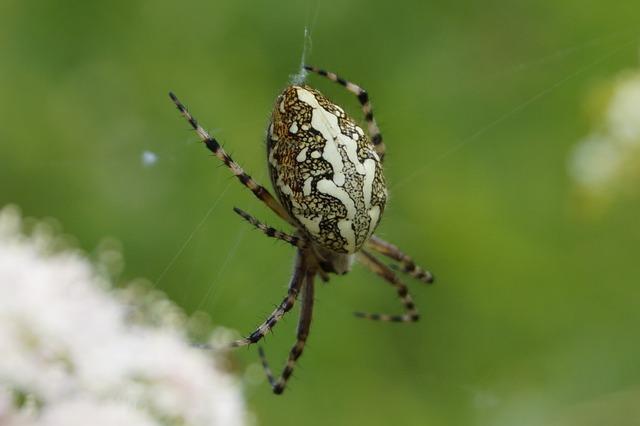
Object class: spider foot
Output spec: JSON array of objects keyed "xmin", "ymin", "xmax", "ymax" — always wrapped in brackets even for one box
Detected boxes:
[
  {"xmin": 258, "ymin": 346, "xmax": 285, "ymax": 395},
  {"xmin": 230, "ymin": 330, "xmax": 263, "ymax": 348}
]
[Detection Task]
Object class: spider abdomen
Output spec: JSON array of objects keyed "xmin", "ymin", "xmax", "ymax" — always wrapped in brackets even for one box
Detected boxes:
[{"xmin": 267, "ymin": 85, "xmax": 387, "ymax": 254}]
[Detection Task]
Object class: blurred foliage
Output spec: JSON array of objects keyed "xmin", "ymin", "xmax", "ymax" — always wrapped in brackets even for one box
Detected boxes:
[{"xmin": 2, "ymin": 0, "xmax": 640, "ymax": 425}]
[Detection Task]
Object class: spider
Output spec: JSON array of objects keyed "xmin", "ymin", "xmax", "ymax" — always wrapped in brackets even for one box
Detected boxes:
[{"xmin": 169, "ymin": 66, "xmax": 434, "ymax": 394}]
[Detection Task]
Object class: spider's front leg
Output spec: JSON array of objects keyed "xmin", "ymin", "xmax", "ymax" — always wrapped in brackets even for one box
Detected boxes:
[
  {"xmin": 231, "ymin": 249, "xmax": 306, "ymax": 347},
  {"xmin": 304, "ymin": 65, "xmax": 385, "ymax": 160},
  {"xmin": 169, "ymin": 92, "xmax": 295, "ymax": 226},
  {"xmin": 366, "ymin": 235, "xmax": 434, "ymax": 283}
]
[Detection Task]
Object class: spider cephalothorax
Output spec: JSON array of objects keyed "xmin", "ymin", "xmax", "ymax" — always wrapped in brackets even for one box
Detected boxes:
[{"xmin": 170, "ymin": 66, "xmax": 434, "ymax": 394}]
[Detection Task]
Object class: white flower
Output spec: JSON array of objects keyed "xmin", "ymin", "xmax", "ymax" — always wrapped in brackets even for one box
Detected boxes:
[
  {"xmin": 568, "ymin": 134, "xmax": 622, "ymax": 190},
  {"xmin": 37, "ymin": 398, "xmax": 157, "ymax": 426},
  {"xmin": 607, "ymin": 73, "xmax": 640, "ymax": 143},
  {"xmin": 0, "ymin": 205, "xmax": 247, "ymax": 426},
  {"xmin": 569, "ymin": 62, "xmax": 640, "ymax": 196}
]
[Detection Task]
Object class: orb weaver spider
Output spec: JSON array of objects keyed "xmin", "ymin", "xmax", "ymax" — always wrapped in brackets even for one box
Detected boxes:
[{"xmin": 169, "ymin": 66, "xmax": 434, "ymax": 394}]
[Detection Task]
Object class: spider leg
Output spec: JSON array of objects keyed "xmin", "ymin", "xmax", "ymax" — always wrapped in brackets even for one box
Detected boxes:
[
  {"xmin": 259, "ymin": 268, "xmax": 315, "ymax": 394},
  {"xmin": 354, "ymin": 250, "xmax": 419, "ymax": 323},
  {"xmin": 366, "ymin": 235, "xmax": 434, "ymax": 284},
  {"xmin": 231, "ymin": 249, "xmax": 306, "ymax": 347},
  {"xmin": 233, "ymin": 207, "xmax": 304, "ymax": 249},
  {"xmin": 303, "ymin": 65, "xmax": 385, "ymax": 160},
  {"xmin": 169, "ymin": 92, "xmax": 295, "ymax": 226}
]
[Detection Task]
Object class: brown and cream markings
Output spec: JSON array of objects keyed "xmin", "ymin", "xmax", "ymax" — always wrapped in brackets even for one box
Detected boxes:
[{"xmin": 268, "ymin": 85, "xmax": 387, "ymax": 254}]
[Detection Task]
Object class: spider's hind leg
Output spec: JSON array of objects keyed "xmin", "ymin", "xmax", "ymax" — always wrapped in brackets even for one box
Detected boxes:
[
  {"xmin": 366, "ymin": 235, "xmax": 434, "ymax": 284},
  {"xmin": 354, "ymin": 250, "xmax": 419, "ymax": 323},
  {"xmin": 303, "ymin": 65, "xmax": 385, "ymax": 160},
  {"xmin": 259, "ymin": 269, "xmax": 315, "ymax": 394}
]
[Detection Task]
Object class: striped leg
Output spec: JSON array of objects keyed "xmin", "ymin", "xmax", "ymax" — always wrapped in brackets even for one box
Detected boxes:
[
  {"xmin": 169, "ymin": 92, "xmax": 295, "ymax": 226},
  {"xmin": 259, "ymin": 268, "xmax": 315, "ymax": 394},
  {"xmin": 354, "ymin": 250, "xmax": 419, "ymax": 323},
  {"xmin": 367, "ymin": 235, "xmax": 434, "ymax": 284},
  {"xmin": 233, "ymin": 207, "xmax": 304, "ymax": 249},
  {"xmin": 303, "ymin": 65, "xmax": 386, "ymax": 160},
  {"xmin": 231, "ymin": 250, "xmax": 306, "ymax": 347}
]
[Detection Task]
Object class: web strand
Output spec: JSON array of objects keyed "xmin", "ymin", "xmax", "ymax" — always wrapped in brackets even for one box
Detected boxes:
[
  {"xmin": 153, "ymin": 181, "xmax": 232, "ymax": 289},
  {"xmin": 391, "ymin": 35, "xmax": 640, "ymax": 192}
]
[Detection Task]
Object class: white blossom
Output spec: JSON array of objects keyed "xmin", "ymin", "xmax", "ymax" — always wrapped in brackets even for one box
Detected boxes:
[
  {"xmin": 606, "ymin": 74, "xmax": 640, "ymax": 143},
  {"xmin": 0, "ymin": 205, "xmax": 247, "ymax": 426},
  {"xmin": 569, "ymin": 60, "xmax": 640, "ymax": 196}
]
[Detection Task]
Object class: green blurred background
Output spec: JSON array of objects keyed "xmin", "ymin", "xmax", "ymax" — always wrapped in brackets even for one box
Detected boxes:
[{"xmin": 2, "ymin": 1, "xmax": 640, "ymax": 425}]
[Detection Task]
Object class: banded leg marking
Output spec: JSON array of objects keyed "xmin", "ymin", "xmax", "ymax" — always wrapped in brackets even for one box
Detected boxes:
[
  {"xmin": 367, "ymin": 235, "xmax": 434, "ymax": 284},
  {"xmin": 355, "ymin": 250, "xmax": 419, "ymax": 323},
  {"xmin": 233, "ymin": 207, "xmax": 304, "ymax": 249},
  {"xmin": 260, "ymin": 269, "xmax": 315, "ymax": 394},
  {"xmin": 303, "ymin": 65, "xmax": 386, "ymax": 160},
  {"xmin": 169, "ymin": 92, "xmax": 295, "ymax": 225},
  {"xmin": 231, "ymin": 250, "xmax": 306, "ymax": 347}
]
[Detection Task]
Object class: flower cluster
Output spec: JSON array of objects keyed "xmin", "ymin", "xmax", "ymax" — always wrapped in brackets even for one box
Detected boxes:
[
  {"xmin": 569, "ymin": 59, "xmax": 640, "ymax": 199},
  {"xmin": 0, "ymin": 206, "xmax": 246, "ymax": 426}
]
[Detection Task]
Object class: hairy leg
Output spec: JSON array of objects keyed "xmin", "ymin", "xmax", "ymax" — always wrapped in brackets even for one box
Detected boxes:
[
  {"xmin": 355, "ymin": 250, "xmax": 419, "ymax": 322},
  {"xmin": 231, "ymin": 249, "xmax": 307, "ymax": 347},
  {"xmin": 233, "ymin": 207, "xmax": 304, "ymax": 249},
  {"xmin": 169, "ymin": 92, "xmax": 295, "ymax": 225},
  {"xmin": 303, "ymin": 66, "xmax": 385, "ymax": 160},
  {"xmin": 367, "ymin": 235, "xmax": 434, "ymax": 283},
  {"xmin": 259, "ymin": 268, "xmax": 315, "ymax": 394}
]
